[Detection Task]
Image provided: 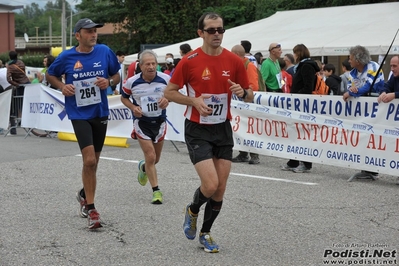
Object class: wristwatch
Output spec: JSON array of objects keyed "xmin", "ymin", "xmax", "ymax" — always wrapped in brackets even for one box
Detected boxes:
[
  {"xmin": 242, "ymin": 89, "xmax": 248, "ymax": 99},
  {"xmin": 109, "ymin": 78, "xmax": 114, "ymax": 86}
]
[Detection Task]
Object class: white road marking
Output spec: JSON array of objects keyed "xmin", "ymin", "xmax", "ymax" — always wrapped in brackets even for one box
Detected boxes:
[
  {"xmin": 230, "ymin": 172, "xmax": 318, "ymax": 186},
  {"xmin": 75, "ymin": 155, "xmax": 138, "ymax": 163},
  {"xmin": 77, "ymin": 155, "xmax": 318, "ymax": 186}
]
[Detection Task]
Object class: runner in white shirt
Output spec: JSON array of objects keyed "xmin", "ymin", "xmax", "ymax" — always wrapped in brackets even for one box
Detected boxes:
[{"xmin": 121, "ymin": 49, "xmax": 170, "ymax": 204}]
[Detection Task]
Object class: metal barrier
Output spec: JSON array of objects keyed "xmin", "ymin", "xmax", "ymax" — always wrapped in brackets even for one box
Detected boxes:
[
  {"xmin": 4, "ymin": 89, "xmax": 32, "ymax": 137},
  {"xmin": 4, "ymin": 92, "xmax": 24, "ymax": 137}
]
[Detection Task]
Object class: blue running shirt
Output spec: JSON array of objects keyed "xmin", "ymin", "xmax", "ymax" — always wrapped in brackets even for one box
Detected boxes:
[{"xmin": 47, "ymin": 44, "xmax": 120, "ymax": 120}]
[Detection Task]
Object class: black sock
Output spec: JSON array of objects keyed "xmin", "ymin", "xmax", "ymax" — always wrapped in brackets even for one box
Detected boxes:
[
  {"xmin": 142, "ymin": 163, "xmax": 146, "ymax": 172},
  {"xmin": 79, "ymin": 188, "xmax": 86, "ymax": 199},
  {"xmin": 189, "ymin": 187, "xmax": 209, "ymax": 215},
  {"xmin": 201, "ymin": 199, "xmax": 223, "ymax": 233},
  {"xmin": 86, "ymin": 204, "xmax": 95, "ymax": 211},
  {"xmin": 152, "ymin": 186, "xmax": 159, "ymax": 192}
]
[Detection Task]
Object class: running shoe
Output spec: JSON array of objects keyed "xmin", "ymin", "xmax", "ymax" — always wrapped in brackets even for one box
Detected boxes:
[
  {"xmin": 87, "ymin": 209, "xmax": 102, "ymax": 229},
  {"xmin": 360, "ymin": 170, "xmax": 379, "ymax": 180},
  {"xmin": 199, "ymin": 232, "xmax": 220, "ymax": 253},
  {"xmin": 137, "ymin": 160, "xmax": 148, "ymax": 186},
  {"xmin": 232, "ymin": 153, "xmax": 250, "ymax": 162},
  {"xmin": 292, "ymin": 164, "xmax": 311, "ymax": 173},
  {"xmin": 281, "ymin": 164, "xmax": 296, "ymax": 171},
  {"xmin": 248, "ymin": 154, "xmax": 260, "ymax": 164},
  {"xmin": 76, "ymin": 190, "xmax": 88, "ymax": 218},
  {"xmin": 152, "ymin": 190, "xmax": 163, "ymax": 204},
  {"xmin": 183, "ymin": 204, "xmax": 197, "ymax": 240}
]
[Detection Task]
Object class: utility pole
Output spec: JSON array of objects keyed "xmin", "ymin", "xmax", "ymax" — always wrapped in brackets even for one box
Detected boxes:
[
  {"xmin": 70, "ymin": 9, "xmax": 73, "ymax": 46},
  {"xmin": 35, "ymin": 27, "xmax": 39, "ymax": 45},
  {"xmin": 61, "ymin": 0, "xmax": 66, "ymax": 51},
  {"xmin": 49, "ymin": 16, "xmax": 52, "ymax": 46}
]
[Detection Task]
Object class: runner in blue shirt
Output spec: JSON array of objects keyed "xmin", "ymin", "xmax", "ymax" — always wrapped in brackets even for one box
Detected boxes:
[{"xmin": 46, "ymin": 18, "xmax": 120, "ymax": 230}]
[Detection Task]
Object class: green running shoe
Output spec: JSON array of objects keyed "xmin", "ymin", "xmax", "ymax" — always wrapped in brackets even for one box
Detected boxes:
[
  {"xmin": 152, "ymin": 190, "xmax": 163, "ymax": 204},
  {"xmin": 137, "ymin": 160, "xmax": 148, "ymax": 186}
]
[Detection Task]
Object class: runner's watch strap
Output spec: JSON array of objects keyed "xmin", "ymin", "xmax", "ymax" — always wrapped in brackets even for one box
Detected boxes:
[{"xmin": 109, "ymin": 78, "xmax": 114, "ymax": 86}]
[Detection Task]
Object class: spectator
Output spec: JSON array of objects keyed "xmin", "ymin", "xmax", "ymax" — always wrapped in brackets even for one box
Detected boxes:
[
  {"xmin": 278, "ymin": 57, "xmax": 292, "ymax": 93},
  {"xmin": 0, "ymin": 65, "xmax": 10, "ymax": 91},
  {"xmin": 340, "ymin": 59, "xmax": 352, "ymax": 95},
  {"xmin": 261, "ymin": 42, "xmax": 283, "ymax": 92},
  {"xmin": 6, "ymin": 50, "xmax": 30, "ymax": 94},
  {"xmin": 38, "ymin": 55, "xmax": 48, "ymax": 84},
  {"xmin": 281, "ymin": 44, "xmax": 320, "ymax": 173},
  {"xmin": 241, "ymin": 40, "xmax": 257, "ymax": 68},
  {"xmin": 324, "ymin": 63, "xmax": 342, "ymax": 95},
  {"xmin": 115, "ymin": 50, "xmax": 126, "ymax": 94},
  {"xmin": 127, "ymin": 51, "xmax": 142, "ymax": 79},
  {"xmin": 378, "ymin": 55, "xmax": 399, "ymax": 103},
  {"xmin": 0, "ymin": 64, "xmax": 12, "ymax": 135},
  {"xmin": 378, "ymin": 55, "xmax": 399, "ymax": 184},
  {"xmin": 343, "ymin": 45, "xmax": 384, "ymax": 99},
  {"xmin": 231, "ymin": 44, "xmax": 260, "ymax": 164},
  {"xmin": 180, "ymin": 43, "xmax": 193, "ymax": 57},
  {"xmin": 169, "ymin": 58, "xmax": 181, "ymax": 77},
  {"xmin": 254, "ymin": 52, "xmax": 263, "ymax": 68},
  {"xmin": 343, "ymin": 45, "xmax": 384, "ymax": 179},
  {"xmin": 163, "ymin": 57, "xmax": 174, "ymax": 75},
  {"xmin": 284, "ymin": 53, "xmax": 295, "ymax": 76},
  {"xmin": 40, "ymin": 55, "xmax": 55, "ymax": 87},
  {"xmin": 6, "ymin": 50, "xmax": 30, "ymax": 135}
]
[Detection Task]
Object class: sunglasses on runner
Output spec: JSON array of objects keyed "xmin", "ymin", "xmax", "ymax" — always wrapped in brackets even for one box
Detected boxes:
[{"xmin": 203, "ymin": 27, "xmax": 226, "ymax": 34}]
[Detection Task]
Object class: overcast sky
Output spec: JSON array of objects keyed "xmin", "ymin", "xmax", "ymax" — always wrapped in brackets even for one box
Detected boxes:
[{"xmin": 4, "ymin": 0, "xmax": 81, "ymax": 9}]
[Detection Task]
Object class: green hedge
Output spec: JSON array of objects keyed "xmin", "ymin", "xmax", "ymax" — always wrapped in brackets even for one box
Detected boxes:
[{"xmin": 0, "ymin": 52, "xmax": 46, "ymax": 68}]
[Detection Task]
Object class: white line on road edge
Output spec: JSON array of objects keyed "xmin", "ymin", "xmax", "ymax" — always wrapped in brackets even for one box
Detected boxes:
[
  {"xmin": 231, "ymin": 172, "xmax": 318, "ymax": 186},
  {"xmin": 75, "ymin": 155, "xmax": 139, "ymax": 163},
  {"xmin": 78, "ymin": 155, "xmax": 318, "ymax": 186}
]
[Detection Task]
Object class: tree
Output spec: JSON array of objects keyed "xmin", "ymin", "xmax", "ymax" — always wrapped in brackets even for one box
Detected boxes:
[
  {"xmin": 16, "ymin": 0, "xmax": 396, "ymax": 55},
  {"xmin": 15, "ymin": 1, "xmax": 73, "ymax": 43},
  {"xmin": 75, "ymin": 0, "xmax": 269, "ymax": 53}
]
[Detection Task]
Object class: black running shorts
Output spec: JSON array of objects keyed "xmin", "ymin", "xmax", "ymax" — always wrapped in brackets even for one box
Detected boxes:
[
  {"xmin": 184, "ymin": 119, "xmax": 233, "ymax": 165},
  {"xmin": 71, "ymin": 116, "xmax": 108, "ymax": 152}
]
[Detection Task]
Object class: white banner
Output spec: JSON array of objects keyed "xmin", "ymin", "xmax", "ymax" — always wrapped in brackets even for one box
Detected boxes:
[
  {"xmin": 0, "ymin": 90, "xmax": 12, "ymax": 129},
  {"xmin": 20, "ymin": 84, "xmax": 185, "ymax": 141},
  {"xmin": 231, "ymin": 92, "xmax": 399, "ymax": 176},
  {"xmin": 13, "ymin": 85, "xmax": 399, "ymax": 175}
]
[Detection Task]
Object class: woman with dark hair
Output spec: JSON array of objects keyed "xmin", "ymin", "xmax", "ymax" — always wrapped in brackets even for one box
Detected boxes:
[
  {"xmin": 254, "ymin": 52, "xmax": 263, "ymax": 68},
  {"xmin": 281, "ymin": 44, "xmax": 320, "ymax": 173},
  {"xmin": 40, "ymin": 54, "xmax": 56, "ymax": 87}
]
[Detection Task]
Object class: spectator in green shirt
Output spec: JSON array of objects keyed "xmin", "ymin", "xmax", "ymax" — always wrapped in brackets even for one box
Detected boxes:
[{"xmin": 260, "ymin": 43, "xmax": 283, "ymax": 92}]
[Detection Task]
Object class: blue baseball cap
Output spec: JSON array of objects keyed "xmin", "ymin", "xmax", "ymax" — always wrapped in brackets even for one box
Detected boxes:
[{"xmin": 74, "ymin": 18, "xmax": 103, "ymax": 33}]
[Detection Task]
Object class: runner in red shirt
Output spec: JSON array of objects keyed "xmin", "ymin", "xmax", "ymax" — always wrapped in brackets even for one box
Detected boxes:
[{"xmin": 165, "ymin": 12, "xmax": 253, "ymax": 253}]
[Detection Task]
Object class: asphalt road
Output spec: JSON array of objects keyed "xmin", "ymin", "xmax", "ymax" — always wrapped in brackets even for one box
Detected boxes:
[{"xmin": 1, "ymin": 128, "xmax": 398, "ymax": 266}]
